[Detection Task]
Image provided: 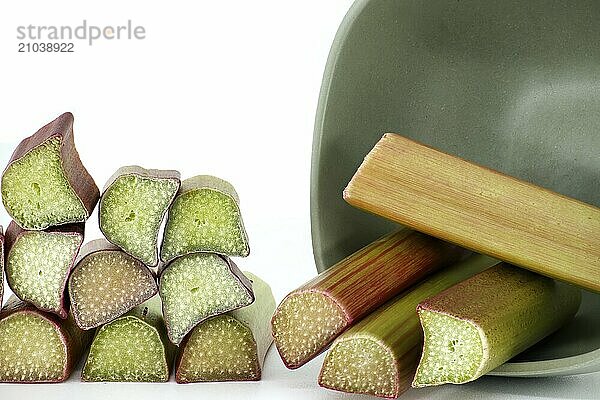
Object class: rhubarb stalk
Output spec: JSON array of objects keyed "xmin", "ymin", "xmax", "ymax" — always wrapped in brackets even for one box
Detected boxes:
[
  {"xmin": 4, "ymin": 221, "xmax": 84, "ymax": 318},
  {"xmin": 159, "ymin": 252, "xmax": 254, "ymax": 345},
  {"xmin": 68, "ymin": 239, "xmax": 158, "ymax": 330},
  {"xmin": 344, "ymin": 133, "xmax": 600, "ymax": 292},
  {"xmin": 82, "ymin": 295, "xmax": 176, "ymax": 382},
  {"xmin": 1, "ymin": 112, "xmax": 99, "ymax": 230},
  {"xmin": 0, "ymin": 296, "xmax": 93, "ymax": 382},
  {"xmin": 412, "ymin": 263, "xmax": 581, "ymax": 387},
  {"xmin": 160, "ymin": 175, "xmax": 250, "ymax": 263},
  {"xmin": 99, "ymin": 166, "xmax": 180, "ymax": 266}
]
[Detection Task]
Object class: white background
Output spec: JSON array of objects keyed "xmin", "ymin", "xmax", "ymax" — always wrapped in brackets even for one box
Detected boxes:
[{"xmin": 0, "ymin": 1, "xmax": 598, "ymax": 399}]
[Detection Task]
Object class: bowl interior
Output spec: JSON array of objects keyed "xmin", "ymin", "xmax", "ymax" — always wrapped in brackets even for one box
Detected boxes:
[{"xmin": 311, "ymin": 0, "xmax": 600, "ymax": 375}]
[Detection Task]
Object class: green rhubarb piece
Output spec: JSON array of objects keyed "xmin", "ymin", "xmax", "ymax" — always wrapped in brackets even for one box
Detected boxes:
[
  {"xmin": 2, "ymin": 137, "xmax": 86, "ymax": 229},
  {"xmin": 99, "ymin": 166, "xmax": 180, "ymax": 266},
  {"xmin": 318, "ymin": 254, "xmax": 500, "ymax": 398},
  {"xmin": 160, "ymin": 175, "xmax": 250, "ymax": 263},
  {"xmin": 82, "ymin": 296, "xmax": 176, "ymax": 382},
  {"xmin": 0, "ymin": 296, "xmax": 93, "ymax": 383},
  {"xmin": 159, "ymin": 252, "xmax": 254, "ymax": 345},
  {"xmin": 0, "ymin": 312, "xmax": 65, "ymax": 382},
  {"xmin": 322, "ymin": 337, "xmax": 404, "ymax": 398},
  {"xmin": 69, "ymin": 239, "xmax": 158, "ymax": 330},
  {"xmin": 272, "ymin": 291, "xmax": 346, "ymax": 368},
  {"xmin": 412, "ymin": 264, "xmax": 581, "ymax": 388},
  {"xmin": 5, "ymin": 221, "xmax": 83, "ymax": 318},
  {"xmin": 1, "ymin": 113, "xmax": 99, "ymax": 230},
  {"xmin": 176, "ymin": 272, "xmax": 275, "ymax": 383}
]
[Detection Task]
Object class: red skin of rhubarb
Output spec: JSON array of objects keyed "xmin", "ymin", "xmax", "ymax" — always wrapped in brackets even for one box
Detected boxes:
[
  {"xmin": 4, "ymin": 220, "xmax": 84, "ymax": 319},
  {"xmin": 0, "ymin": 226, "xmax": 4, "ymax": 302},
  {"xmin": 3, "ymin": 112, "xmax": 99, "ymax": 228},
  {"xmin": 174, "ymin": 334, "xmax": 196, "ymax": 383},
  {"xmin": 272, "ymin": 230, "xmax": 467, "ymax": 369},
  {"xmin": 69, "ymin": 239, "xmax": 159, "ymax": 330},
  {"xmin": 159, "ymin": 254, "xmax": 254, "ymax": 344},
  {"xmin": 0, "ymin": 296, "xmax": 93, "ymax": 383}
]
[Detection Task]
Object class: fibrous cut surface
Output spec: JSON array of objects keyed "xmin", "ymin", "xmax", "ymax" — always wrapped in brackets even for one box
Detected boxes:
[
  {"xmin": 7, "ymin": 231, "xmax": 81, "ymax": 314},
  {"xmin": 1, "ymin": 137, "xmax": 87, "ymax": 229},
  {"xmin": 0, "ymin": 313, "xmax": 66, "ymax": 382},
  {"xmin": 160, "ymin": 253, "xmax": 253, "ymax": 344},
  {"xmin": 82, "ymin": 316, "xmax": 169, "ymax": 382},
  {"xmin": 69, "ymin": 250, "xmax": 157, "ymax": 329},
  {"xmin": 320, "ymin": 336, "xmax": 397, "ymax": 398},
  {"xmin": 161, "ymin": 189, "xmax": 249, "ymax": 262},
  {"xmin": 415, "ymin": 310, "xmax": 483, "ymax": 386},
  {"xmin": 100, "ymin": 174, "xmax": 179, "ymax": 266},
  {"xmin": 177, "ymin": 315, "xmax": 259, "ymax": 382},
  {"xmin": 272, "ymin": 291, "xmax": 346, "ymax": 368}
]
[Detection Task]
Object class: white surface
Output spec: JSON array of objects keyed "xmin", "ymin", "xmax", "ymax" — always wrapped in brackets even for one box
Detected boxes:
[
  {"xmin": 0, "ymin": 1, "xmax": 598, "ymax": 399},
  {"xmin": 0, "ymin": 351, "xmax": 599, "ymax": 400}
]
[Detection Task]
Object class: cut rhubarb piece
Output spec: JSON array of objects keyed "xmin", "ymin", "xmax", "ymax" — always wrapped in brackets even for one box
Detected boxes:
[
  {"xmin": 318, "ymin": 254, "xmax": 499, "ymax": 398},
  {"xmin": 159, "ymin": 252, "xmax": 254, "ymax": 345},
  {"xmin": 344, "ymin": 133, "xmax": 600, "ymax": 292},
  {"xmin": 99, "ymin": 166, "xmax": 180, "ymax": 266},
  {"xmin": 271, "ymin": 230, "xmax": 465, "ymax": 369},
  {"xmin": 412, "ymin": 264, "xmax": 581, "ymax": 387},
  {"xmin": 322, "ymin": 337, "xmax": 412, "ymax": 398},
  {"xmin": 82, "ymin": 295, "xmax": 176, "ymax": 382},
  {"xmin": 1, "ymin": 112, "xmax": 99, "ymax": 230},
  {"xmin": 68, "ymin": 239, "xmax": 158, "ymax": 330},
  {"xmin": 160, "ymin": 175, "xmax": 250, "ymax": 263},
  {"xmin": 4, "ymin": 221, "xmax": 84, "ymax": 318},
  {"xmin": 0, "ymin": 296, "xmax": 93, "ymax": 383},
  {"xmin": 176, "ymin": 272, "xmax": 275, "ymax": 383}
]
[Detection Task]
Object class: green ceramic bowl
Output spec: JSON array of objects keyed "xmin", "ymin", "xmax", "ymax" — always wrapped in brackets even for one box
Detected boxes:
[{"xmin": 311, "ymin": 0, "xmax": 600, "ymax": 377}]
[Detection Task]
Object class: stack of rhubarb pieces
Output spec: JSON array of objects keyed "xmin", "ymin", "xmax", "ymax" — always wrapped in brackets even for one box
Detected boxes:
[{"xmin": 0, "ymin": 112, "xmax": 275, "ymax": 383}]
